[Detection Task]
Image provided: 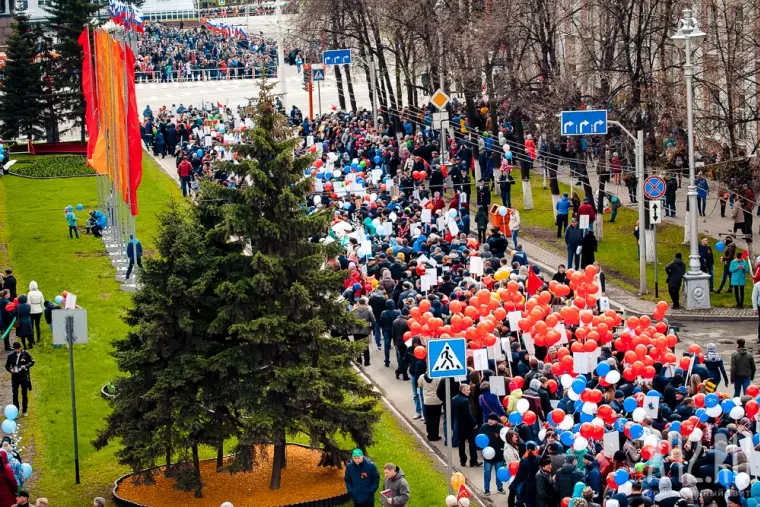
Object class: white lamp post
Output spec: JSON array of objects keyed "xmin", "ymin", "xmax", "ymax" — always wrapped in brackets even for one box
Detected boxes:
[{"xmin": 672, "ymin": 8, "xmax": 711, "ymax": 309}]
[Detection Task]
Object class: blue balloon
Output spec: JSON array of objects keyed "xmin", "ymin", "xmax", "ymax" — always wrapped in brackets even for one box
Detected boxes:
[
  {"xmin": 716, "ymin": 241, "xmax": 726, "ymax": 253},
  {"xmin": 356, "ymin": 177, "xmax": 364, "ymax": 184},
  {"xmin": 197, "ymin": 149, "xmax": 203, "ymax": 157},
  {"xmin": 718, "ymin": 468, "xmax": 734, "ymax": 488},
  {"xmin": 509, "ymin": 412, "xmax": 523, "ymax": 426},
  {"xmin": 571, "ymin": 377, "xmax": 587, "ymax": 394},
  {"xmin": 596, "ymin": 362, "xmax": 611, "ymax": 377},
  {"xmin": 352, "ymin": 283, "xmax": 361, "ymax": 291},
  {"xmin": 560, "ymin": 431, "xmax": 574, "ymax": 447},
  {"xmin": 646, "ymin": 390, "xmax": 661, "ymax": 399},
  {"xmin": 696, "ymin": 408, "xmax": 708, "ymax": 423},
  {"xmin": 55, "ymin": 295, "xmax": 63, "ymax": 305},
  {"xmin": 344, "ymin": 166, "xmax": 352, "ymax": 174},
  {"xmin": 498, "ymin": 206, "xmax": 508, "ymax": 217},
  {"xmin": 20, "ymin": 463, "xmax": 31, "ymax": 479},
  {"xmin": 76, "ymin": 204, "xmax": 84, "ymax": 211},
  {"xmin": 343, "ymin": 202, "xmax": 352, "ymax": 210},
  {"xmin": 324, "ymin": 171, "xmax": 332, "ymax": 179},
  {"xmin": 623, "ymin": 397, "xmax": 638, "ymax": 413},
  {"xmin": 704, "ymin": 393, "xmax": 719, "ymax": 408},
  {"xmin": 573, "ymin": 400, "xmax": 583, "ymax": 413},
  {"xmin": 496, "ymin": 466, "xmax": 510, "ymax": 482},
  {"xmin": 670, "ymin": 421, "xmax": 681, "ymax": 433},
  {"xmin": 2, "ymin": 406, "xmax": 17, "ymax": 421},
  {"xmin": 572, "ymin": 423, "xmax": 581, "ymax": 434},
  {"xmin": 505, "ymin": 152, "xmax": 512, "ymax": 160},
  {"xmin": 580, "ymin": 412, "xmax": 594, "ymax": 423},
  {"xmin": 754, "ymin": 434, "xmax": 760, "ymax": 447},
  {"xmin": 751, "ymin": 480, "xmax": 760, "ymax": 499},
  {"xmin": 351, "ymin": 162, "xmax": 359, "ymax": 169},
  {"xmin": 629, "ymin": 423, "xmax": 644, "ymax": 439},
  {"xmin": 475, "ymin": 433, "xmax": 489, "ymax": 449},
  {"xmin": 614, "ymin": 418, "xmax": 627, "ymax": 432},
  {"xmin": 1, "ymin": 420, "xmax": 15, "ymax": 434},
  {"xmin": 374, "ymin": 156, "xmax": 381, "ymax": 164},
  {"xmin": 748, "ymin": 499, "xmax": 758, "ymax": 507},
  {"xmin": 614, "ymin": 469, "xmax": 630, "ymax": 485},
  {"xmin": 721, "ymin": 399, "xmax": 735, "ymax": 415}
]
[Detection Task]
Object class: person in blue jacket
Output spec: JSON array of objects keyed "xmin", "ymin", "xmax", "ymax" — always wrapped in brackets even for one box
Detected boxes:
[
  {"xmin": 703, "ymin": 343, "xmax": 729, "ymax": 387},
  {"xmin": 556, "ymin": 193, "xmax": 570, "ymax": 237},
  {"xmin": 89, "ymin": 210, "xmax": 107, "ymax": 238},
  {"xmin": 344, "ymin": 449, "xmax": 379, "ymax": 507},
  {"xmin": 696, "ymin": 172, "xmax": 709, "ymax": 216},
  {"xmin": 126, "ymin": 236, "xmax": 143, "ymax": 280}
]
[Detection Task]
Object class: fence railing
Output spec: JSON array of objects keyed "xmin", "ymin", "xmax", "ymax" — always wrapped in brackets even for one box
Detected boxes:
[{"xmin": 134, "ymin": 66, "xmax": 278, "ymax": 83}]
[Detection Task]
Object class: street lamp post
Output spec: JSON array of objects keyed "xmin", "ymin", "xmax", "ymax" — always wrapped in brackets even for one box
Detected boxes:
[{"xmin": 672, "ymin": 8, "xmax": 711, "ymax": 309}]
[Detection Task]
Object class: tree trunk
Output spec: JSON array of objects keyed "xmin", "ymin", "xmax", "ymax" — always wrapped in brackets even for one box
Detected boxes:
[
  {"xmin": 166, "ymin": 445, "xmax": 172, "ymax": 468},
  {"xmin": 334, "ymin": 65, "xmax": 346, "ymax": 111},
  {"xmin": 344, "ymin": 65, "xmax": 357, "ymax": 112},
  {"xmin": 216, "ymin": 443, "xmax": 224, "ymax": 471},
  {"xmin": 576, "ymin": 157, "xmax": 595, "ymax": 204},
  {"xmin": 192, "ymin": 444, "xmax": 202, "ymax": 498},
  {"xmin": 269, "ymin": 431, "xmax": 287, "ymax": 490}
]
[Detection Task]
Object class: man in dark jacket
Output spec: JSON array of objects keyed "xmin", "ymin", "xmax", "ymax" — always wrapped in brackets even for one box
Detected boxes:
[
  {"xmin": 536, "ymin": 455, "xmax": 556, "ymax": 507},
  {"xmin": 730, "ymin": 338, "xmax": 756, "ymax": 397},
  {"xmin": 368, "ymin": 288, "xmax": 387, "ymax": 351},
  {"xmin": 717, "ymin": 236, "xmax": 737, "ymax": 293},
  {"xmin": 379, "ymin": 300, "xmax": 400, "ymax": 367},
  {"xmin": 344, "ymin": 449, "xmax": 380, "ymax": 507},
  {"xmin": 126, "ymin": 236, "xmax": 143, "ymax": 280},
  {"xmin": 564, "ymin": 218, "xmax": 584, "ymax": 270},
  {"xmin": 628, "ymin": 481, "xmax": 653, "ymax": 507},
  {"xmin": 487, "ymin": 228, "xmax": 508, "ymax": 258},
  {"xmin": 429, "ymin": 166, "xmax": 445, "ymax": 195},
  {"xmin": 554, "ymin": 454, "xmax": 583, "ymax": 500},
  {"xmin": 477, "ymin": 181, "xmax": 491, "ymax": 208},
  {"xmin": 392, "ymin": 309, "xmax": 410, "ymax": 380},
  {"xmin": 699, "ymin": 238, "xmax": 715, "ymax": 292},
  {"xmin": 665, "ymin": 176, "xmax": 678, "ymax": 216},
  {"xmin": 452, "ymin": 384, "xmax": 480, "ymax": 467},
  {"xmin": 478, "ymin": 413, "xmax": 506, "ymax": 495},
  {"xmin": 5, "ymin": 342, "xmax": 33, "ymax": 416},
  {"xmin": 2, "ymin": 270, "xmax": 16, "ymax": 300},
  {"xmin": 665, "ymin": 253, "xmax": 686, "ymax": 309}
]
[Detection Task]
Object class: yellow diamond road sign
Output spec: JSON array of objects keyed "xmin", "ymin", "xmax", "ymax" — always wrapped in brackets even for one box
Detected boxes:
[{"xmin": 430, "ymin": 89, "xmax": 450, "ymax": 110}]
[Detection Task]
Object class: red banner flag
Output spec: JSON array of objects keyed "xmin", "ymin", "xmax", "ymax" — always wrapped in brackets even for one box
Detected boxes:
[
  {"xmin": 125, "ymin": 44, "xmax": 142, "ymax": 216},
  {"xmin": 78, "ymin": 28, "xmax": 98, "ymax": 160}
]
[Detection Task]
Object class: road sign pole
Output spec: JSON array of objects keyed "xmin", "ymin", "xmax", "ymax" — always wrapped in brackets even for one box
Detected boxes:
[
  {"xmin": 654, "ymin": 224, "xmax": 659, "ymax": 298},
  {"xmin": 637, "ymin": 129, "xmax": 647, "ymax": 295},
  {"xmin": 276, "ymin": 0, "xmax": 286, "ymax": 110},
  {"xmin": 445, "ymin": 378, "xmax": 453, "ymax": 495},
  {"xmin": 308, "ymin": 69, "xmax": 314, "ymax": 120},
  {"xmin": 318, "ymin": 80, "xmax": 322, "ymax": 117},
  {"xmin": 66, "ymin": 315, "xmax": 80, "ymax": 484}
]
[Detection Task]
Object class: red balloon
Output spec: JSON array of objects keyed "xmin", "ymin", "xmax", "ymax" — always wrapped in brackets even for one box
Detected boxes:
[
  {"xmin": 591, "ymin": 424, "xmax": 604, "ymax": 441},
  {"xmin": 694, "ymin": 393, "xmax": 705, "ymax": 408},
  {"xmin": 597, "ymin": 404, "xmax": 613, "ymax": 421},
  {"xmin": 508, "ymin": 460, "xmax": 520, "ymax": 476},
  {"xmin": 580, "ymin": 422, "xmax": 593, "ymax": 439},
  {"xmin": 606, "ymin": 473, "xmax": 617, "ymax": 490},
  {"xmin": 747, "ymin": 400, "xmax": 760, "ymax": 418},
  {"xmin": 562, "ymin": 498, "xmax": 571, "ymax": 507},
  {"xmin": 641, "ymin": 445, "xmax": 655, "ymax": 460},
  {"xmin": 513, "ymin": 377, "xmax": 525, "ymax": 389},
  {"xmin": 679, "ymin": 357, "xmax": 691, "ymax": 370},
  {"xmin": 414, "ymin": 346, "xmax": 427, "ymax": 360},
  {"xmin": 523, "ymin": 410, "xmax": 537, "ymax": 425},
  {"xmin": 547, "ymin": 379, "xmax": 558, "ymax": 393},
  {"xmin": 680, "ymin": 420, "xmax": 695, "ymax": 437},
  {"xmin": 551, "ymin": 409, "xmax": 566, "ymax": 424},
  {"xmin": 747, "ymin": 385, "xmax": 760, "ymax": 397},
  {"xmin": 657, "ymin": 440, "xmax": 671, "ymax": 456}
]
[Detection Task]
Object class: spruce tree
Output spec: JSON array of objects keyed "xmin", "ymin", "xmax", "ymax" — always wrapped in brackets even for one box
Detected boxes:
[
  {"xmin": 0, "ymin": 12, "xmax": 46, "ymax": 140},
  {"xmin": 198, "ymin": 83, "xmax": 379, "ymax": 490},
  {"xmin": 44, "ymin": 0, "xmax": 102, "ymax": 141},
  {"xmin": 94, "ymin": 201, "xmax": 245, "ymax": 497}
]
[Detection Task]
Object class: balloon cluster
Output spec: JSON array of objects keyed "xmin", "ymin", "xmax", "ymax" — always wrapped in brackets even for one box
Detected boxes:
[{"xmin": 1, "ymin": 405, "xmax": 31, "ymax": 481}]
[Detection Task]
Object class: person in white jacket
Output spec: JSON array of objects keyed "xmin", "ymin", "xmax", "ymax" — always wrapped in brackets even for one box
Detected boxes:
[
  {"xmin": 508, "ymin": 209, "xmax": 521, "ymax": 249},
  {"xmin": 27, "ymin": 281, "xmax": 44, "ymax": 346}
]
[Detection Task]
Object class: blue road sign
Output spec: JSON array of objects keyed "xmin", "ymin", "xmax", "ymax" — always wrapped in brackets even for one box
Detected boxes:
[
  {"xmin": 644, "ymin": 175, "xmax": 667, "ymax": 200},
  {"xmin": 323, "ymin": 49, "xmax": 351, "ymax": 65},
  {"xmin": 312, "ymin": 67, "xmax": 325, "ymax": 81},
  {"xmin": 560, "ymin": 109, "xmax": 608, "ymax": 136},
  {"xmin": 427, "ymin": 338, "xmax": 467, "ymax": 379}
]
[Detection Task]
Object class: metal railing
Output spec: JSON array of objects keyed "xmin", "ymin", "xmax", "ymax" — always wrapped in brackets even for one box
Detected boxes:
[{"xmin": 134, "ymin": 66, "xmax": 277, "ymax": 82}]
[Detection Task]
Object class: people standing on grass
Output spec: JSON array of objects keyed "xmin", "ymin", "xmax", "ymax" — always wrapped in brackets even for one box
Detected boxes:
[
  {"xmin": 564, "ymin": 217, "xmax": 584, "ymax": 270},
  {"xmin": 26, "ymin": 282, "xmax": 43, "ymax": 346},
  {"xmin": 344, "ymin": 449, "xmax": 379, "ymax": 507},
  {"xmin": 381, "ymin": 463, "xmax": 410, "ymax": 507},
  {"xmin": 716, "ymin": 236, "xmax": 736, "ymax": 293},
  {"xmin": 699, "ymin": 238, "xmax": 715, "ymax": 292},
  {"xmin": 12, "ymin": 297, "xmax": 32, "ymax": 351},
  {"xmin": 2, "ymin": 271, "xmax": 15, "ymax": 301},
  {"xmin": 729, "ymin": 252, "xmax": 750, "ymax": 308},
  {"xmin": 0, "ymin": 291, "xmax": 11, "ymax": 352},
  {"xmin": 556, "ymin": 193, "xmax": 570, "ymax": 237}
]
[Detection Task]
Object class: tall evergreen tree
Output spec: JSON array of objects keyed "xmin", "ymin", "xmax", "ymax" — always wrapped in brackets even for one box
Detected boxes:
[
  {"xmin": 0, "ymin": 12, "xmax": 46, "ymax": 141},
  {"xmin": 94, "ymin": 201, "xmax": 245, "ymax": 497},
  {"xmin": 44, "ymin": 0, "xmax": 102, "ymax": 141},
  {"xmin": 198, "ymin": 83, "xmax": 379, "ymax": 490}
]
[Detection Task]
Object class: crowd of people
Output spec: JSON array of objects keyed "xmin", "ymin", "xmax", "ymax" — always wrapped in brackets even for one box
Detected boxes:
[{"xmin": 134, "ymin": 21, "xmax": 278, "ymax": 82}]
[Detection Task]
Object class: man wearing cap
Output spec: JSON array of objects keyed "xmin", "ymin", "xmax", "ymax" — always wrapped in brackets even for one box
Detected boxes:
[
  {"xmin": 478, "ymin": 413, "xmax": 506, "ymax": 496},
  {"xmin": 564, "ymin": 217, "xmax": 584, "ymax": 270},
  {"xmin": 344, "ymin": 449, "xmax": 380, "ymax": 507},
  {"xmin": 535, "ymin": 455, "xmax": 556, "ymax": 507},
  {"xmin": 555, "ymin": 454, "xmax": 583, "ymax": 500}
]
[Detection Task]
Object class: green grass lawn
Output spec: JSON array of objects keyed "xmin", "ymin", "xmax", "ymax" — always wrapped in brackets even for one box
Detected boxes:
[
  {"xmin": 0, "ymin": 155, "xmax": 454, "ymax": 507},
  {"xmin": 503, "ymin": 178, "xmax": 748, "ymax": 307}
]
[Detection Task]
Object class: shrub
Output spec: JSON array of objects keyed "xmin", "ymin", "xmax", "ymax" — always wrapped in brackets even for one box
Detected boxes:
[{"xmin": 10, "ymin": 155, "xmax": 95, "ymax": 178}]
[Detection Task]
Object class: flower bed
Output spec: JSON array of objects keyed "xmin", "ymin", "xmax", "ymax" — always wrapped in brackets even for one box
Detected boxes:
[
  {"xmin": 9, "ymin": 155, "xmax": 95, "ymax": 178},
  {"xmin": 113, "ymin": 444, "xmax": 349, "ymax": 507}
]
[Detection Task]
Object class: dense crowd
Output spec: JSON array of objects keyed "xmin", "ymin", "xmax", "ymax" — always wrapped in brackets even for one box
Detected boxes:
[{"xmin": 134, "ymin": 21, "xmax": 277, "ymax": 82}]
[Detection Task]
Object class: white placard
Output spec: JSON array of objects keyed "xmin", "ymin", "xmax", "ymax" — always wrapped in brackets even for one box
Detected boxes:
[
  {"xmin": 461, "ymin": 192, "xmax": 467, "ymax": 203},
  {"xmin": 204, "ymin": 135, "xmax": 213, "ymax": 147},
  {"xmin": 436, "ymin": 217, "xmax": 446, "ymax": 231},
  {"xmin": 643, "ymin": 395, "xmax": 660, "ymax": 419},
  {"xmin": 522, "ymin": 332, "xmax": 535, "ymax": 355},
  {"xmin": 314, "ymin": 180, "xmax": 324, "ymax": 193},
  {"xmin": 741, "ymin": 434, "xmax": 753, "ymax": 457},
  {"xmin": 306, "ymin": 135, "xmax": 314, "ymax": 146},
  {"xmin": 469, "ymin": 256, "xmax": 484, "ymax": 276},
  {"xmin": 507, "ymin": 312, "xmax": 522, "ymax": 333},
  {"xmin": 555, "ymin": 323, "xmax": 569, "ymax": 344},
  {"xmin": 473, "ymin": 349, "xmax": 489, "ymax": 371},
  {"xmin": 382, "ymin": 222, "xmax": 393, "ymax": 237},
  {"xmin": 425, "ymin": 270, "xmax": 438, "ymax": 287},
  {"xmin": 603, "ymin": 431, "xmax": 621, "ymax": 457},
  {"xmin": 489, "ymin": 342, "xmax": 505, "ymax": 362},
  {"xmin": 579, "ymin": 215, "xmax": 589, "ymax": 229},
  {"xmin": 65, "ymin": 293, "xmax": 77, "ymax": 310},
  {"xmin": 421, "ymin": 273, "xmax": 432, "ymax": 292},
  {"xmin": 420, "ymin": 198, "xmax": 429, "ymax": 207},
  {"xmin": 333, "ymin": 181, "xmax": 347, "ymax": 196},
  {"xmin": 448, "ymin": 219, "xmax": 459, "ymax": 236},
  {"xmin": 421, "ymin": 209, "xmax": 432, "ymax": 223},
  {"xmin": 358, "ymin": 240, "xmax": 372, "ymax": 257},
  {"xmin": 417, "ymin": 254, "xmax": 429, "ymax": 265},
  {"xmin": 573, "ymin": 352, "xmax": 590, "ymax": 374},
  {"xmin": 490, "ymin": 375, "xmax": 506, "ymax": 396},
  {"xmin": 372, "ymin": 169, "xmax": 383, "ymax": 183},
  {"xmin": 751, "ymin": 451, "xmax": 760, "ymax": 477},
  {"xmin": 599, "ymin": 297, "xmax": 610, "ymax": 312},
  {"xmin": 411, "ymin": 225, "xmax": 421, "ymax": 237},
  {"xmin": 52, "ymin": 309, "xmax": 88, "ymax": 345}
]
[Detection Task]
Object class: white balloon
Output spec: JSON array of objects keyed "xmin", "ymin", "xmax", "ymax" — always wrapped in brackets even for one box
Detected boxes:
[
  {"xmin": 643, "ymin": 434, "xmax": 659, "ymax": 448},
  {"xmin": 733, "ymin": 397, "xmax": 743, "ymax": 406},
  {"xmin": 706, "ymin": 405, "xmax": 722, "ymax": 418},
  {"xmin": 517, "ymin": 398, "xmax": 530, "ymax": 414},
  {"xmin": 560, "ymin": 374, "xmax": 574, "ymax": 389},
  {"xmin": 736, "ymin": 472, "xmax": 751, "ymax": 490},
  {"xmin": 568, "ymin": 389, "xmax": 580, "ymax": 401},
  {"xmin": 632, "ymin": 407, "xmax": 646, "ymax": 423},
  {"xmin": 503, "ymin": 144, "xmax": 510, "ymax": 152},
  {"xmin": 370, "ymin": 193, "xmax": 378, "ymax": 202},
  {"xmin": 688, "ymin": 427, "xmax": 703, "ymax": 442},
  {"xmin": 333, "ymin": 169, "xmax": 342, "ymax": 178},
  {"xmin": 221, "ymin": 503, "xmax": 234, "ymax": 507},
  {"xmin": 618, "ymin": 481, "xmax": 633, "ymax": 496},
  {"xmin": 730, "ymin": 406, "xmax": 745, "ymax": 420},
  {"xmin": 582, "ymin": 402, "xmax": 597, "ymax": 415},
  {"xmin": 559, "ymin": 415, "xmax": 574, "ymax": 431},
  {"xmin": 459, "ymin": 499, "xmax": 470, "ymax": 507},
  {"xmin": 538, "ymin": 429, "xmax": 547, "ymax": 442},
  {"xmin": 313, "ymin": 195, "xmax": 321, "ymax": 205},
  {"xmin": 605, "ymin": 370, "xmax": 621, "ymax": 384},
  {"xmin": 482, "ymin": 446, "xmax": 496, "ymax": 460},
  {"xmin": 574, "ymin": 436, "xmax": 588, "ymax": 451},
  {"xmin": 328, "ymin": 152, "xmax": 338, "ymax": 162},
  {"xmin": 372, "ymin": 218, "xmax": 381, "ymax": 229},
  {"xmin": 446, "ymin": 495, "xmax": 458, "ymax": 507},
  {"xmin": 352, "ymin": 158, "xmax": 359, "ymax": 164},
  {"xmin": 345, "ymin": 173, "xmax": 355, "ymax": 182},
  {"xmin": 592, "ymin": 417, "xmax": 605, "ymax": 427}
]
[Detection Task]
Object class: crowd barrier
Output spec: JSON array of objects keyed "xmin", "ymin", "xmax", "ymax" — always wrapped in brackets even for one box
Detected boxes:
[{"xmin": 134, "ymin": 66, "xmax": 278, "ymax": 83}]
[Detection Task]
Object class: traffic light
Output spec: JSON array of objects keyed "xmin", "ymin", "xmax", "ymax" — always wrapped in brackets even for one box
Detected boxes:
[{"xmin": 303, "ymin": 63, "xmax": 311, "ymax": 91}]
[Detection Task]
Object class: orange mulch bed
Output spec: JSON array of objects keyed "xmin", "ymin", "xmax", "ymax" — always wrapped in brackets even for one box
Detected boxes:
[{"xmin": 116, "ymin": 445, "xmax": 348, "ymax": 507}]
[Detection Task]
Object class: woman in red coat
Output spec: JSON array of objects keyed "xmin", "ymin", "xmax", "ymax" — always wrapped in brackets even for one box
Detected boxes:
[{"xmin": 0, "ymin": 450, "xmax": 18, "ymax": 507}]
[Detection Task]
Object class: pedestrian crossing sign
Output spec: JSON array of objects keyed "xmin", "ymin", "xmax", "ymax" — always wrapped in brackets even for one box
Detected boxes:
[
  {"xmin": 428, "ymin": 337, "xmax": 467, "ymax": 378},
  {"xmin": 312, "ymin": 67, "xmax": 325, "ymax": 81}
]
